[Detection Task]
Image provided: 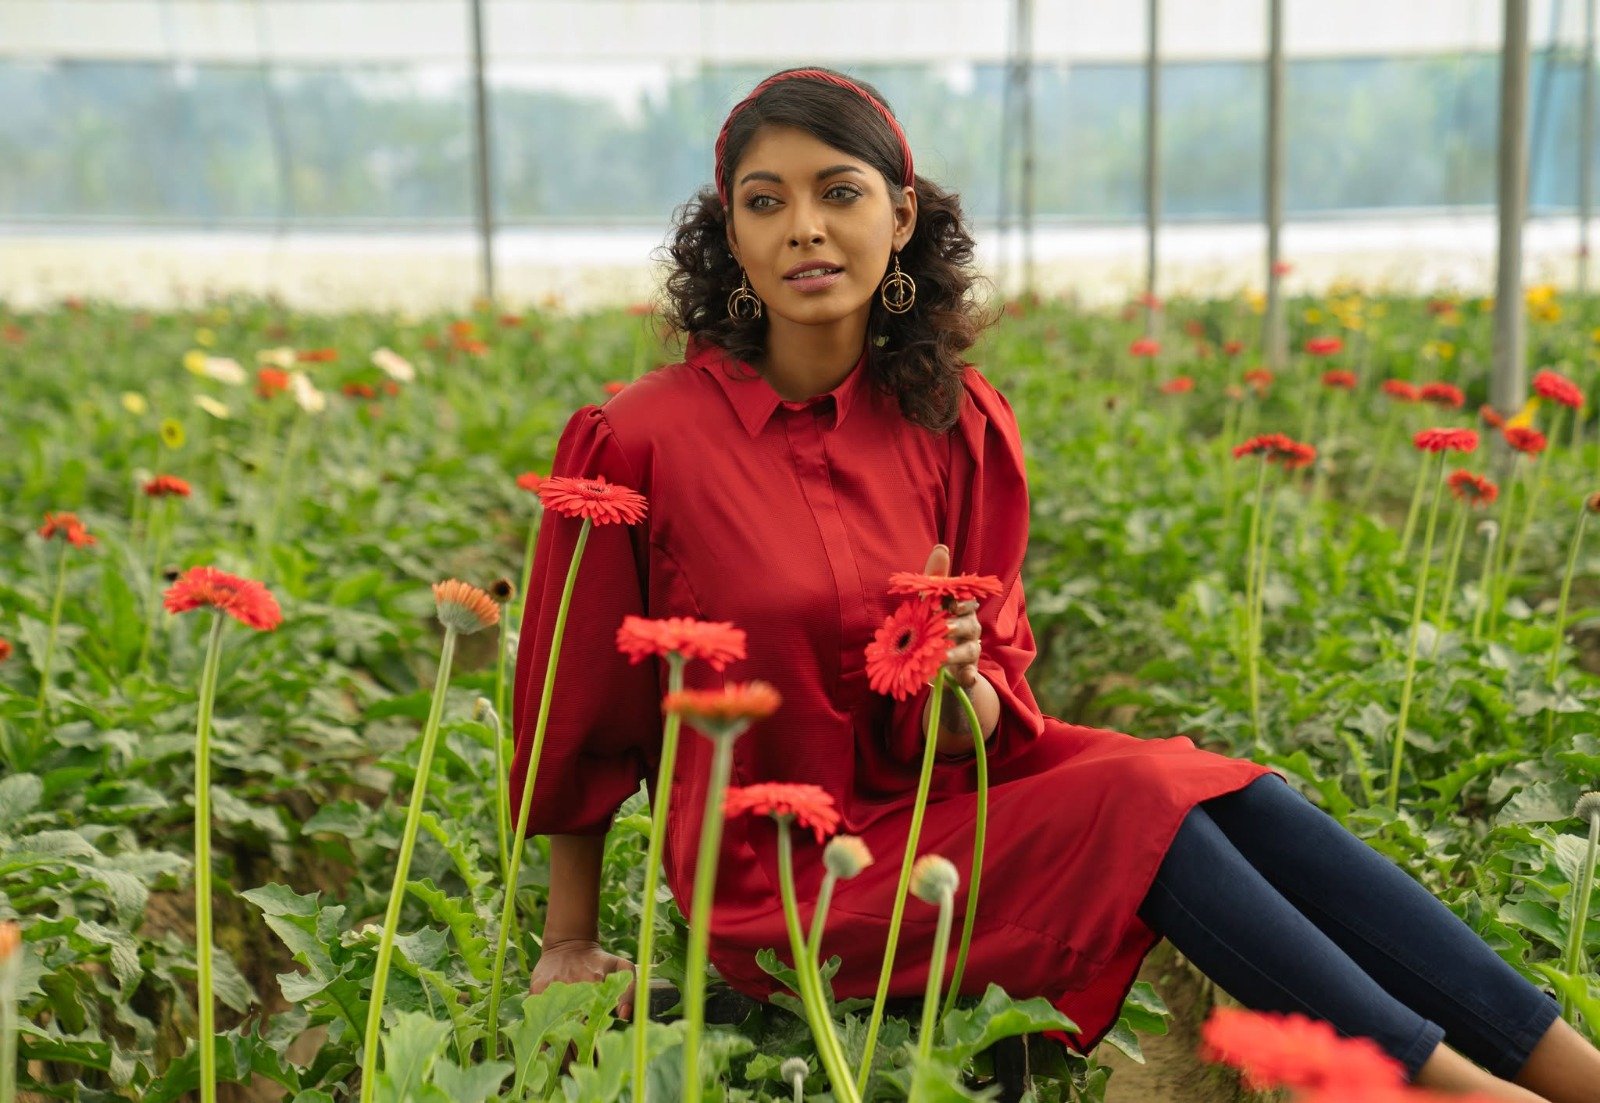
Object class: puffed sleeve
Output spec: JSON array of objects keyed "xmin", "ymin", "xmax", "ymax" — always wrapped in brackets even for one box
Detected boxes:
[
  {"xmin": 508, "ymin": 405, "xmax": 662, "ymax": 837},
  {"xmin": 884, "ymin": 368, "xmax": 1046, "ymax": 767}
]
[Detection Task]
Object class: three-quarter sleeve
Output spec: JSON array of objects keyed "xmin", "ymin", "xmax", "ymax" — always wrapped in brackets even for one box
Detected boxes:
[
  {"xmin": 508, "ymin": 405, "xmax": 662, "ymax": 837},
  {"xmin": 883, "ymin": 369, "xmax": 1046, "ymax": 767}
]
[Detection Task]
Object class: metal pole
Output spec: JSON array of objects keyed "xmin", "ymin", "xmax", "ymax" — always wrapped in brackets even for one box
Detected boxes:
[
  {"xmin": 1264, "ymin": 0, "xmax": 1287, "ymax": 370},
  {"xmin": 997, "ymin": 2, "xmax": 1016, "ymax": 297},
  {"xmin": 1144, "ymin": 0, "xmax": 1161, "ymax": 337},
  {"xmin": 1020, "ymin": 0, "xmax": 1036, "ymax": 298},
  {"xmin": 467, "ymin": 0, "xmax": 496, "ymax": 304},
  {"xmin": 1493, "ymin": 0, "xmax": 1530, "ymax": 416},
  {"xmin": 1581, "ymin": 0, "xmax": 1595, "ymax": 295}
]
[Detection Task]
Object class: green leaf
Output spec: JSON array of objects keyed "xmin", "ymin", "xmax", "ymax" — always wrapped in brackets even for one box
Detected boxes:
[
  {"xmin": 375, "ymin": 1011, "xmax": 452, "ymax": 1103},
  {"xmin": 0, "ymin": 773, "xmax": 43, "ymax": 826},
  {"xmin": 407, "ymin": 879, "xmax": 490, "ymax": 981},
  {"xmin": 935, "ymin": 983, "xmax": 1078, "ymax": 1066},
  {"xmin": 430, "ymin": 1058, "xmax": 512, "ymax": 1103}
]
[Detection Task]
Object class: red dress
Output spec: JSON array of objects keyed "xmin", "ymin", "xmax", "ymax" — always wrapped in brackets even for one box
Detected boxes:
[{"xmin": 509, "ymin": 335, "xmax": 1275, "ymax": 1053}]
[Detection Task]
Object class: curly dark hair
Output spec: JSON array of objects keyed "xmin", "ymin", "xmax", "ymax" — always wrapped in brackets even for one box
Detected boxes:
[{"xmin": 652, "ymin": 67, "xmax": 998, "ymax": 433}]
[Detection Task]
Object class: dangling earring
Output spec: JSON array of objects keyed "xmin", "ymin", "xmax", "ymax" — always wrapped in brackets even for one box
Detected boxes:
[
  {"xmin": 727, "ymin": 269, "xmax": 763, "ymax": 320},
  {"xmin": 879, "ymin": 251, "xmax": 916, "ymax": 314}
]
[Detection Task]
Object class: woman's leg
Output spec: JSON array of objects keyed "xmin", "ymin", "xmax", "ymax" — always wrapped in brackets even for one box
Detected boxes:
[{"xmin": 1197, "ymin": 775, "xmax": 1565, "ymax": 1084}]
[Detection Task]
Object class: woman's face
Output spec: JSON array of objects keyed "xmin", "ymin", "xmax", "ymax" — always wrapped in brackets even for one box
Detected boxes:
[{"xmin": 725, "ymin": 123, "xmax": 917, "ymax": 330}]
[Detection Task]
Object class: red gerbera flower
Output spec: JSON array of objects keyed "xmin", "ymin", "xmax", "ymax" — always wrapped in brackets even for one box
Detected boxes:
[
  {"xmin": 1304, "ymin": 336, "xmax": 1343, "ymax": 357},
  {"xmin": 1320, "ymin": 370, "xmax": 1357, "ymax": 390},
  {"xmin": 1533, "ymin": 368, "xmax": 1584, "ymax": 409},
  {"xmin": 256, "ymin": 367, "xmax": 291, "ymax": 399},
  {"xmin": 341, "ymin": 381, "xmax": 377, "ymax": 399},
  {"xmin": 886, "ymin": 571, "xmax": 1004, "ymax": 605},
  {"xmin": 1447, "ymin": 470, "xmax": 1499, "ymax": 506},
  {"xmin": 1503, "ymin": 425, "xmax": 1548, "ymax": 455},
  {"xmin": 725, "ymin": 783, "xmax": 841, "ymax": 844},
  {"xmin": 38, "ymin": 512, "xmax": 96, "ymax": 548},
  {"xmin": 662, "ymin": 681, "xmax": 782, "ymax": 740},
  {"xmin": 143, "ymin": 475, "xmax": 193, "ymax": 498},
  {"xmin": 1129, "ymin": 337, "xmax": 1161, "ymax": 357},
  {"xmin": 1381, "ymin": 379, "xmax": 1420, "ymax": 402},
  {"xmin": 0, "ymin": 639, "xmax": 11, "ymax": 663},
  {"xmin": 1419, "ymin": 382, "xmax": 1465, "ymax": 409},
  {"xmin": 1271, "ymin": 260, "xmax": 1293, "ymax": 277},
  {"xmin": 1183, "ymin": 319, "xmax": 1206, "ymax": 339},
  {"xmin": 865, "ymin": 599, "xmax": 951, "ymax": 701},
  {"xmin": 615, "ymin": 615, "xmax": 747, "ymax": 672},
  {"xmin": 1199, "ymin": 1008, "xmax": 1405, "ymax": 1094},
  {"xmin": 296, "ymin": 347, "xmax": 339, "ymax": 363},
  {"xmin": 1222, "ymin": 339, "xmax": 1244, "ymax": 357},
  {"xmin": 1232, "ymin": 434, "xmax": 1316, "ymax": 470},
  {"xmin": 514, "ymin": 471, "xmax": 543, "ymax": 494},
  {"xmin": 163, "ymin": 566, "xmax": 282, "ymax": 631},
  {"xmin": 536, "ymin": 474, "xmax": 649, "ymax": 526},
  {"xmin": 1479, "ymin": 404, "xmax": 1505, "ymax": 428},
  {"xmin": 1413, "ymin": 428, "xmax": 1479, "ymax": 453},
  {"xmin": 1160, "ymin": 376, "xmax": 1195, "ymax": 395}
]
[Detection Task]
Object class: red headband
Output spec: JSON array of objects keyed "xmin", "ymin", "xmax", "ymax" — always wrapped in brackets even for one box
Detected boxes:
[{"xmin": 714, "ymin": 69, "xmax": 915, "ymax": 210}]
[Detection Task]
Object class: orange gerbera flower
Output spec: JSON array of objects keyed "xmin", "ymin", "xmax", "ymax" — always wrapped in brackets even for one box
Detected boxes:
[
  {"xmin": 515, "ymin": 471, "xmax": 544, "ymax": 493},
  {"xmin": 724, "ymin": 782, "xmax": 841, "ymax": 843},
  {"xmin": 1479, "ymin": 404, "xmax": 1506, "ymax": 428},
  {"xmin": 662, "ymin": 681, "xmax": 782, "ymax": 740},
  {"xmin": 1533, "ymin": 368, "xmax": 1584, "ymax": 409},
  {"xmin": 1129, "ymin": 337, "xmax": 1161, "ymax": 357},
  {"xmin": 1304, "ymin": 336, "xmax": 1343, "ymax": 357},
  {"xmin": 1447, "ymin": 470, "xmax": 1499, "ymax": 506},
  {"xmin": 886, "ymin": 571, "xmax": 1004, "ymax": 605},
  {"xmin": 296, "ymin": 347, "xmax": 339, "ymax": 363},
  {"xmin": 163, "ymin": 566, "xmax": 282, "ymax": 631},
  {"xmin": 615, "ymin": 615, "xmax": 747, "ymax": 672},
  {"xmin": 865, "ymin": 599, "xmax": 951, "ymax": 701},
  {"xmin": 1320, "ymin": 370, "xmax": 1356, "ymax": 390},
  {"xmin": 536, "ymin": 474, "xmax": 649, "ymax": 526},
  {"xmin": 431, "ymin": 579, "xmax": 499, "ymax": 634},
  {"xmin": 1381, "ymin": 379, "xmax": 1420, "ymax": 402},
  {"xmin": 1503, "ymin": 425, "xmax": 1548, "ymax": 455},
  {"xmin": 143, "ymin": 475, "xmax": 193, "ymax": 498},
  {"xmin": 1198, "ymin": 1007, "xmax": 1404, "ymax": 1094},
  {"xmin": 38, "ymin": 512, "xmax": 96, "ymax": 548},
  {"xmin": 1160, "ymin": 376, "xmax": 1195, "ymax": 395},
  {"xmin": 1413, "ymin": 427, "xmax": 1479, "ymax": 454},
  {"xmin": 256, "ymin": 367, "xmax": 291, "ymax": 398},
  {"xmin": 1243, "ymin": 367, "xmax": 1274, "ymax": 394},
  {"xmin": 1419, "ymin": 382, "xmax": 1465, "ymax": 409}
]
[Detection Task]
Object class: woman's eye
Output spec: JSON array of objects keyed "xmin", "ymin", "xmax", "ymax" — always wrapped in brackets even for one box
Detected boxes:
[
  {"xmin": 825, "ymin": 184, "xmax": 861, "ymax": 200},
  {"xmin": 745, "ymin": 185, "xmax": 860, "ymax": 211}
]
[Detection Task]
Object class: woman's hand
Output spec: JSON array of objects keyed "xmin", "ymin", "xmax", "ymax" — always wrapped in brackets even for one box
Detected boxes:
[
  {"xmin": 529, "ymin": 937, "xmax": 637, "ymax": 1018},
  {"xmin": 924, "ymin": 544, "xmax": 981, "ymax": 689}
]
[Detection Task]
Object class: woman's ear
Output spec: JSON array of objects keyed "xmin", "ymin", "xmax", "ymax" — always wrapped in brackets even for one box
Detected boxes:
[{"xmin": 893, "ymin": 184, "xmax": 918, "ymax": 251}]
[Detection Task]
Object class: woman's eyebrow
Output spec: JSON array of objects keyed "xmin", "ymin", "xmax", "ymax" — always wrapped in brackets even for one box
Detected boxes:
[{"xmin": 737, "ymin": 165, "xmax": 866, "ymax": 187}]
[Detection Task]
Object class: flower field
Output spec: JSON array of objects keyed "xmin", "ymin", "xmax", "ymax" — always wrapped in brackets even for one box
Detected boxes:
[{"xmin": 1, "ymin": 288, "xmax": 1598, "ymax": 1102}]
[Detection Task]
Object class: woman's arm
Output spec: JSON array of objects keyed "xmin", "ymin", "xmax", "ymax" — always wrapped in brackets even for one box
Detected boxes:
[
  {"xmin": 923, "ymin": 671, "xmax": 1000, "ymax": 757},
  {"xmin": 542, "ymin": 833, "xmax": 606, "ymax": 944}
]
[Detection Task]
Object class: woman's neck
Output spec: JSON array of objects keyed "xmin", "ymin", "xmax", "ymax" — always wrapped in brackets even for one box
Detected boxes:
[{"xmin": 759, "ymin": 312, "xmax": 869, "ymax": 401}]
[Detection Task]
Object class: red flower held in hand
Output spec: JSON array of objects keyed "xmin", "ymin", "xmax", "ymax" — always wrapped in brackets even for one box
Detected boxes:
[
  {"xmin": 143, "ymin": 475, "xmax": 193, "ymax": 498},
  {"xmin": 1160, "ymin": 376, "xmax": 1195, "ymax": 395},
  {"xmin": 663, "ymin": 681, "xmax": 782, "ymax": 740},
  {"xmin": 1479, "ymin": 404, "xmax": 1505, "ymax": 428},
  {"xmin": 616, "ymin": 615, "xmax": 747, "ymax": 672},
  {"xmin": 1129, "ymin": 337, "xmax": 1161, "ymax": 357},
  {"xmin": 1232, "ymin": 434, "xmax": 1316, "ymax": 470},
  {"xmin": 1533, "ymin": 368, "xmax": 1584, "ymax": 409},
  {"xmin": 1320, "ymin": 370, "xmax": 1356, "ymax": 390},
  {"xmin": 1419, "ymin": 382, "xmax": 1465, "ymax": 409},
  {"xmin": 537, "ymin": 474, "xmax": 648, "ymax": 526},
  {"xmin": 887, "ymin": 571, "xmax": 1004, "ymax": 606},
  {"xmin": 865, "ymin": 599, "xmax": 952, "ymax": 701},
  {"xmin": 38, "ymin": 512, "xmax": 96, "ymax": 548},
  {"xmin": 1381, "ymin": 379, "xmax": 1420, "ymax": 402},
  {"xmin": 725, "ymin": 783, "xmax": 841, "ymax": 843},
  {"xmin": 1413, "ymin": 428, "xmax": 1479, "ymax": 454},
  {"xmin": 1503, "ymin": 425, "xmax": 1548, "ymax": 455},
  {"xmin": 1447, "ymin": 470, "xmax": 1499, "ymax": 506},
  {"xmin": 1199, "ymin": 1007, "xmax": 1405, "ymax": 1094},
  {"xmin": 163, "ymin": 566, "xmax": 283, "ymax": 631},
  {"xmin": 1305, "ymin": 336, "xmax": 1343, "ymax": 357}
]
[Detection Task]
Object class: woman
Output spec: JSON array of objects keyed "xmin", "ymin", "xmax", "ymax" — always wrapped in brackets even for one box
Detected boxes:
[{"xmin": 509, "ymin": 67, "xmax": 1600, "ymax": 1101}]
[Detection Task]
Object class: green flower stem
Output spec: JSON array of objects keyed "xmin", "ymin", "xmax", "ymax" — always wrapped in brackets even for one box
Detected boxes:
[
  {"xmin": 776, "ymin": 823, "xmax": 858, "ymax": 1103},
  {"xmin": 34, "ymin": 545, "xmax": 69, "ymax": 738},
  {"xmin": 486, "ymin": 519, "xmax": 592, "ymax": 1058},
  {"xmin": 941, "ymin": 684, "xmax": 988, "ymax": 1020},
  {"xmin": 258, "ymin": 412, "xmax": 305, "ymax": 575},
  {"xmin": 1243, "ymin": 461, "xmax": 1271, "ymax": 749},
  {"xmin": 1483, "ymin": 471, "xmax": 1522, "ymax": 637},
  {"xmin": 1218, "ymin": 401, "xmax": 1242, "ymax": 531},
  {"xmin": 193, "ymin": 614, "xmax": 226, "ymax": 1103},
  {"xmin": 1547, "ymin": 506, "xmax": 1590, "ymax": 687},
  {"xmin": 1356, "ymin": 414, "xmax": 1402, "ymax": 513},
  {"xmin": 682, "ymin": 732, "xmax": 736, "ymax": 1103},
  {"xmin": 632, "ymin": 655, "xmax": 687, "ymax": 1103},
  {"xmin": 0, "ymin": 957, "xmax": 15, "ymax": 1103},
  {"xmin": 491, "ymin": 615, "xmax": 512, "ymax": 885},
  {"xmin": 514, "ymin": 513, "xmax": 541, "ymax": 632},
  {"xmin": 1429, "ymin": 504, "xmax": 1470, "ymax": 659},
  {"xmin": 805, "ymin": 870, "xmax": 838, "ymax": 966},
  {"xmin": 917, "ymin": 889, "xmax": 955, "ymax": 1065},
  {"xmin": 1496, "ymin": 410, "xmax": 1565, "ymax": 634},
  {"xmin": 1562, "ymin": 811, "xmax": 1600, "ymax": 1018},
  {"xmin": 138, "ymin": 497, "xmax": 176, "ymax": 674},
  {"xmin": 358, "ymin": 627, "xmax": 458, "ymax": 1103},
  {"xmin": 1470, "ymin": 522, "xmax": 1500, "ymax": 644},
  {"xmin": 1386, "ymin": 458, "xmax": 1447, "ymax": 810},
  {"xmin": 855, "ymin": 668, "xmax": 946, "ymax": 1094},
  {"xmin": 1397, "ymin": 447, "xmax": 1431, "ymax": 561}
]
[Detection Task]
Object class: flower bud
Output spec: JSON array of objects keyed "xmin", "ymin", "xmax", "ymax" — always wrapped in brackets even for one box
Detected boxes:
[
  {"xmin": 1577, "ymin": 791, "xmax": 1600, "ymax": 827},
  {"xmin": 471, "ymin": 696, "xmax": 499, "ymax": 730},
  {"xmin": 0, "ymin": 921, "xmax": 19, "ymax": 963},
  {"xmin": 823, "ymin": 836, "xmax": 873, "ymax": 880},
  {"xmin": 1587, "ymin": 493, "xmax": 1600, "ymax": 515},
  {"xmin": 780, "ymin": 1057, "xmax": 808, "ymax": 1083},
  {"xmin": 490, "ymin": 577, "xmax": 517, "ymax": 603},
  {"xmin": 1477, "ymin": 519, "xmax": 1499, "ymax": 541},
  {"xmin": 910, "ymin": 854, "xmax": 959, "ymax": 904}
]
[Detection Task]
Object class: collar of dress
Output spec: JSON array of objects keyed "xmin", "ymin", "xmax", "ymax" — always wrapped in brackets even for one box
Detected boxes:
[{"xmin": 687, "ymin": 335, "xmax": 870, "ymax": 437}]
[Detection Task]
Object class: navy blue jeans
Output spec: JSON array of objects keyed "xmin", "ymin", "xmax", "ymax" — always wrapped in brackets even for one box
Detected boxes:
[{"xmin": 1137, "ymin": 773, "xmax": 1561, "ymax": 1083}]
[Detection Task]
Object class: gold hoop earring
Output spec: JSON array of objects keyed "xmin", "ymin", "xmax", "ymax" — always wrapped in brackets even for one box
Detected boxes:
[
  {"xmin": 727, "ymin": 269, "xmax": 763, "ymax": 320},
  {"xmin": 880, "ymin": 251, "xmax": 916, "ymax": 314}
]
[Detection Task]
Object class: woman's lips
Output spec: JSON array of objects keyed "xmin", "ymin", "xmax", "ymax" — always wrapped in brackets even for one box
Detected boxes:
[{"xmin": 784, "ymin": 270, "xmax": 844, "ymax": 293}]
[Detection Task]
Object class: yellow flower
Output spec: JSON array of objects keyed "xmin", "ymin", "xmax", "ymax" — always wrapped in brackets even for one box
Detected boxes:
[
  {"xmin": 121, "ymin": 391, "xmax": 149, "ymax": 415},
  {"xmin": 1437, "ymin": 340, "xmax": 1456, "ymax": 360},
  {"xmin": 159, "ymin": 418, "xmax": 186, "ymax": 449},
  {"xmin": 194, "ymin": 327, "xmax": 217, "ymax": 348},
  {"xmin": 183, "ymin": 349, "xmax": 208, "ymax": 376},
  {"xmin": 194, "ymin": 395, "xmax": 231, "ymax": 420},
  {"xmin": 1303, "ymin": 307, "xmax": 1324, "ymax": 324},
  {"xmin": 1525, "ymin": 283, "xmax": 1557, "ymax": 307},
  {"xmin": 1370, "ymin": 303, "xmax": 1389, "ymax": 319},
  {"xmin": 1506, "ymin": 395, "xmax": 1542, "ymax": 430},
  {"xmin": 209, "ymin": 306, "xmax": 231, "ymax": 324},
  {"xmin": 1244, "ymin": 289, "xmax": 1266, "ymax": 315},
  {"xmin": 1532, "ymin": 301, "xmax": 1563, "ymax": 323},
  {"xmin": 1591, "ymin": 326, "xmax": 1600, "ymax": 344}
]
